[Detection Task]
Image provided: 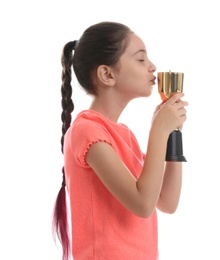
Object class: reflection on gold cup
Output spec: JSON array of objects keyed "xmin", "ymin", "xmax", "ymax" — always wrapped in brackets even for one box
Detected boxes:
[
  {"xmin": 157, "ymin": 71, "xmax": 186, "ymax": 162},
  {"xmin": 158, "ymin": 71, "xmax": 184, "ymax": 101}
]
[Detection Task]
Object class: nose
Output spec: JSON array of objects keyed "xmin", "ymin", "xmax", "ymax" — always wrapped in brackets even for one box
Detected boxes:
[{"xmin": 148, "ymin": 60, "xmax": 156, "ymax": 72}]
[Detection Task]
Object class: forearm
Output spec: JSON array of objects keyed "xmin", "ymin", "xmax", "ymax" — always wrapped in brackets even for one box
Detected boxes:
[
  {"xmin": 137, "ymin": 127, "xmax": 168, "ymax": 216},
  {"xmin": 157, "ymin": 162, "xmax": 182, "ymax": 213}
]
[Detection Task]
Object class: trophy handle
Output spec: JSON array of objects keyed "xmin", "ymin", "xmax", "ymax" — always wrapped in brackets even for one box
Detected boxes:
[{"xmin": 166, "ymin": 130, "xmax": 187, "ymax": 162}]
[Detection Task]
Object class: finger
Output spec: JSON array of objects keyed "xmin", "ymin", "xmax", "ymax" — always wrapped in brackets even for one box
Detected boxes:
[
  {"xmin": 175, "ymin": 100, "xmax": 188, "ymax": 109},
  {"xmin": 155, "ymin": 102, "xmax": 164, "ymax": 111},
  {"xmin": 167, "ymin": 93, "xmax": 185, "ymax": 104},
  {"xmin": 178, "ymin": 107, "xmax": 187, "ymax": 116}
]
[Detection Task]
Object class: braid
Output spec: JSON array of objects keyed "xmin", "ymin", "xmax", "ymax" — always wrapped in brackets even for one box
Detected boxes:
[
  {"xmin": 52, "ymin": 40, "xmax": 77, "ymax": 260},
  {"xmin": 60, "ymin": 41, "xmax": 77, "ymax": 187},
  {"xmin": 61, "ymin": 41, "xmax": 77, "ymax": 154}
]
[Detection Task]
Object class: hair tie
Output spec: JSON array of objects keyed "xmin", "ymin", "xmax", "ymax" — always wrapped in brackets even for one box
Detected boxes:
[
  {"xmin": 62, "ymin": 174, "xmax": 66, "ymax": 187},
  {"xmin": 72, "ymin": 40, "xmax": 78, "ymax": 51},
  {"xmin": 67, "ymin": 40, "xmax": 78, "ymax": 51},
  {"xmin": 61, "ymin": 167, "xmax": 66, "ymax": 187},
  {"xmin": 63, "ymin": 40, "xmax": 78, "ymax": 57}
]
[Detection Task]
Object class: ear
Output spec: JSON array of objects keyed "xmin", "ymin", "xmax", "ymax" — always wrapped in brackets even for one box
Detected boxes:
[{"xmin": 96, "ymin": 65, "xmax": 115, "ymax": 87}]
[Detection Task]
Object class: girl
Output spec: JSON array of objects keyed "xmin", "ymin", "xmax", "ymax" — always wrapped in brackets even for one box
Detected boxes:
[{"xmin": 52, "ymin": 21, "xmax": 188, "ymax": 260}]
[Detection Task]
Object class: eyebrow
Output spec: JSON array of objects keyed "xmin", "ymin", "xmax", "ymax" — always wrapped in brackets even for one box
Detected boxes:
[{"xmin": 132, "ymin": 49, "xmax": 146, "ymax": 56}]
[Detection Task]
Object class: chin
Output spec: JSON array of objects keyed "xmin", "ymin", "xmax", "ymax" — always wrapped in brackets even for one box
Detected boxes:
[{"xmin": 146, "ymin": 89, "xmax": 153, "ymax": 97}]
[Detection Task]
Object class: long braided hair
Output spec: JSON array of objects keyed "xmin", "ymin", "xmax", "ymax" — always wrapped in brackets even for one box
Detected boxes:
[
  {"xmin": 52, "ymin": 40, "xmax": 77, "ymax": 260},
  {"xmin": 52, "ymin": 21, "xmax": 131, "ymax": 260}
]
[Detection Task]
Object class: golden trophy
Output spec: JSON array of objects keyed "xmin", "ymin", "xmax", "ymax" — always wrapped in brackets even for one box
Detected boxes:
[{"xmin": 157, "ymin": 71, "xmax": 186, "ymax": 162}]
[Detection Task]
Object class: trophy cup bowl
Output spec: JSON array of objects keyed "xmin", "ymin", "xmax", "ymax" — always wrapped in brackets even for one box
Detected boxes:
[{"xmin": 157, "ymin": 71, "xmax": 186, "ymax": 162}]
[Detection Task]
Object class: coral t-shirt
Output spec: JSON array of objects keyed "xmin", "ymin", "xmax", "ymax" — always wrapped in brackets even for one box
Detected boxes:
[{"xmin": 64, "ymin": 110, "xmax": 158, "ymax": 260}]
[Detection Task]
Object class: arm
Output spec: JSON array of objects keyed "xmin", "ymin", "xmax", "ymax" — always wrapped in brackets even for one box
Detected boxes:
[
  {"xmin": 86, "ymin": 125, "xmax": 168, "ymax": 219},
  {"xmin": 157, "ymin": 162, "xmax": 182, "ymax": 213},
  {"xmin": 86, "ymin": 93, "xmax": 187, "ymax": 218}
]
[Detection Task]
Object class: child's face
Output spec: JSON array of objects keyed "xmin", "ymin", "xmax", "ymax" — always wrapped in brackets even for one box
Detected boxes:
[{"xmin": 114, "ymin": 33, "xmax": 157, "ymax": 100}]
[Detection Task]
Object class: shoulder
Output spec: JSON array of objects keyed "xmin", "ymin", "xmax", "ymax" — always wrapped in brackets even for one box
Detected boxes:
[
  {"xmin": 71, "ymin": 110, "xmax": 112, "ymax": 137},
  {"xmin": 64, "ymin": 110, "xmax": 116, "ymax": 163},
  {"xmin": 65, "ymin": 110, "xmax": 138, "ymax": 163}
]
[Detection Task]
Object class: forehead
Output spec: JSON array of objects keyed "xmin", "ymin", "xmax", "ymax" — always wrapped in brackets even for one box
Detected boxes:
[{"xmin": 125, "ymin": 33, "xmax": 146, "ymax": 55}]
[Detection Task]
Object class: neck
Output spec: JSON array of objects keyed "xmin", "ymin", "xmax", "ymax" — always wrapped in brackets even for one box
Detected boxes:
[{"xmin": 89, "ymin": 95, "xmax": 129, "ymax": 123}]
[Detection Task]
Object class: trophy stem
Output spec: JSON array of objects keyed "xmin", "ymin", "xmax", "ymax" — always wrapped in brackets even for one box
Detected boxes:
[{"xmin": 166, "ymin": 130, "xmax": 187, "ymax": 162}]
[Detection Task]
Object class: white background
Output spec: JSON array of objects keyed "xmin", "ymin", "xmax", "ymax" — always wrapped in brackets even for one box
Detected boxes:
[{"xmin": 1, "ymin": 0, "xmax": 220, "ymax": 259}]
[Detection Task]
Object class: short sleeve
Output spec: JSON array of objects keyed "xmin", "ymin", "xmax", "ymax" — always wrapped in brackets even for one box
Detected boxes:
[{"xmin": 66, "ymin": 119, "xmax": 115, "ymax": 166}]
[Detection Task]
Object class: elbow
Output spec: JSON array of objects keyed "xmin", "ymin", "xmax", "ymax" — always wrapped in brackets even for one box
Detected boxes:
[
  {"xmin": 137, "ymin": 209, "xmax": 155, "ymax": 219},
  {"xmin": 138, "ymin": 211, "xmax": 154, "ymax": 219},
  {"xmin": 163, "ymin": 207, "xmax": 177, "ymax": 214},
  {"xmin": 132, "ymin": 203, "xmax": 156, "ymax": 219},
  {"xmin": 157, "ymin": 201, "xmax": 178, "ymax": 214},
  {"xmin": 157, "ymin": 194, "xmax": 180, "ymax": 214},
  {"xmin": 134, "ymin": 204, "xmax": 177, "ymax": 218},
  {"xmin": 166, "ymin": 204, "xmax": 179, "ymax": 214}
]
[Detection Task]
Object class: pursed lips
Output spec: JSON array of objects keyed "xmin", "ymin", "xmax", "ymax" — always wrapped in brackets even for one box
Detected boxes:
[{"xmin": 150, "ymin": 76, "xmax": 156, "ymax": 84}]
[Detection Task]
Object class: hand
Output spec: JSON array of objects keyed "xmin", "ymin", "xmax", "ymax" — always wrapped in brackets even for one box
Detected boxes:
[
  {"xmin": 171, "ymin": 95, "xmax": 187, "ymax": 130},
  {"xmin": 152, "ymin": 93, "xmax": 188, "ymax": 135}
]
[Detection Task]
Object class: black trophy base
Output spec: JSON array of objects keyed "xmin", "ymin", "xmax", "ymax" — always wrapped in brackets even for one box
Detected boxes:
[{"xmin": 166, "ymin": 130, "xmax": 187, "ymax": 162}]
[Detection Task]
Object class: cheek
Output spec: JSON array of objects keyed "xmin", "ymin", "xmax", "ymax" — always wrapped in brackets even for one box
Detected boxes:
[{"xmin": 116, "ymin": 64, "xmax": 147, "ymax": 87}]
